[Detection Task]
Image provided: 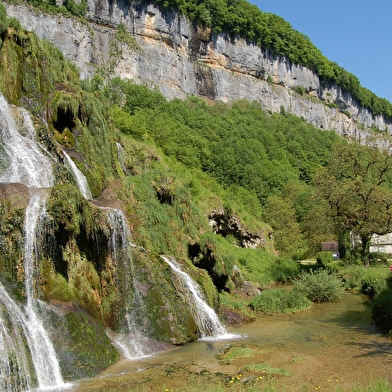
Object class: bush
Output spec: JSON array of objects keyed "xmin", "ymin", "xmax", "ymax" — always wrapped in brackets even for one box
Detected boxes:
[
  {"xmin": 316, "ymin": 251, "xmax": 333, "ymax": 266},
  {"xmin": 316, "ymin": 251, "xmax": 342, "ymax": 273},
  {"xmin": 368, "ymin": 252, "xmax": 389, "ymax": 266},
  {"xmin": 293, "ymin": 269, "xmax": 345, "ymax": 302},
  {"xmin": 372, "ymin": 287, "xmax": 392, "ymax": 334},
  {"xmin": 248, "ymin": 288, "xmax": 311, "ymax": 313},
  {"xmin": 268, "ymin": 257, "xmax": 301, "ymax": 283},
  {"xmin": 360, "ymin": 273, "xmax": 387, "ymax": 299},
  {"xmin": 339, "ymin": 266, "xmax": 388, "ymax": 297}
]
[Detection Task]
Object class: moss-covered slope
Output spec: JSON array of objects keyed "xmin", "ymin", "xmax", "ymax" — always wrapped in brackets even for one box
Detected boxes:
[{"xmin": 0, "ymin": 5, "xmax": 286, "ymax": 382}]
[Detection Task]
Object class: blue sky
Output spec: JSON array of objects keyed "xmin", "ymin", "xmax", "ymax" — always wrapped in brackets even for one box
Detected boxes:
[{"xmin": 250, "ymin": 0, "xmax": 392, "ymax": 103}]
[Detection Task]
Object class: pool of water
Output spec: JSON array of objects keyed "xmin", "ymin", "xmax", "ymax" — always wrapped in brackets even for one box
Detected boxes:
[{"xmin": 64, "ymin": 293, "xmax": 392, "ymax": 391}]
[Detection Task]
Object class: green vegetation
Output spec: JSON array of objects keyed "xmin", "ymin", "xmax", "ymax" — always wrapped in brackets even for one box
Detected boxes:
[
  {"xmin": 0, "ymin": 198, "xmax": 25, "ymax": 280},
  {"xmin": 218, "ymin": 345, "xmax": 256, "ymax": 364},
  {"xmin": 154, "ymin": 0, "xmax": 392, "ymax": 119},
  {"xmin": 339, "ymin": 266, "xmax": 388, "ymax": 298},
  {"xmin": 315, "ymin": 139, "xmax": 392, "ymax": 265},
  {"xmin": 15, "ymin": 0, "xmax": 392, "ymax": 120},
  {"xmin": 4, "ymin": 0, "xmax": 88, "ymax": 19},
  {"xmin": 248, "ymin": 287, "xmax": 311, "ymax": 313},
  {"xmin": 293, "ymin": 269, "xmax": 345, "ymax": 303},
  {"xmin": 1, "ymin": 5, "xmax": 392, "ymax": 388},
  {"xmin": 109, "ymin": 378, "xmax": 392, "ymax": 392},
  {"xmin": 63, "ymin": 311, "xmax": 120, "ymax": 377},
  {"xmin": 104, "ymin": 78, "xmax": 341, "ymax": 259},
  {"xmin": 372, "ymin": 275, "xmax": 392, "ymax": 334},
  {"xmin": 242, "ymin": 363, "xmax": 291, "ymax": 376}
]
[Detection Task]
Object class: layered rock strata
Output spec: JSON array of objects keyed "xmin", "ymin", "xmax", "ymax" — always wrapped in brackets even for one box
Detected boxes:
[{"xmin": 5, "ymin": 0, "xmax": 392, "ymax": 137}]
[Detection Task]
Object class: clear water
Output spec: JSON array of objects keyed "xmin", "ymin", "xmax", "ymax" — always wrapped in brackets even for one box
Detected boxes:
[{"xmin": 67, "ymin": 292, "xmax": 392, "ymax": 392}]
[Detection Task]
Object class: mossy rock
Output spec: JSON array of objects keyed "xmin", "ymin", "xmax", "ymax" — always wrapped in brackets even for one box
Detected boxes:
[
  {"xmin": 48, "ymin": 305, "xmax": 120, "ymax": 380},
  {"xmin": 0, "ymin": 183, "xmax": 28, "ymax": 280},
  {"xmin": 130, "ymin": 251, "xmax": 199, "ymax": 344}
]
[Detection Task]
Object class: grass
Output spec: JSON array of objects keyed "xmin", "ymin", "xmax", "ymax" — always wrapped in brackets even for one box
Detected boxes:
[
  {"xmin": 242, "ymin": 362, "xmax": 291, "ymax": 376},
  {"xmin": 248, "ymin": 287, "xmax": 311, "ymax": 313},
  {"xmin": 218, "ymin": 344, "xmax": 268, "ymax": 365},
  {"xmin": 219, "ymin": 292, "xmax": 255, "ymax": 317}
]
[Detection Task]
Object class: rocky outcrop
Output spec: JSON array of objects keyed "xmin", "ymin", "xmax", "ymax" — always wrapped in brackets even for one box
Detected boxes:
[
  {"xmin": 5, "ymin": 0, "xmax": 392, "ymax": 137},
  {"xmin": 209, "ymin": 209, "xmax": 265, "ymax": 249}
]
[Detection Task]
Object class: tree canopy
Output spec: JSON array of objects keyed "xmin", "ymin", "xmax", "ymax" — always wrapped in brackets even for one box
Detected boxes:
[{"xmin": 315, "ymin": 139, "xmax": 392, "ymax": 265}]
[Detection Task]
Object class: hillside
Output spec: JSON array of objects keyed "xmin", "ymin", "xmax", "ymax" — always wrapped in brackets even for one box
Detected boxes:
[{"xmin": 1, "ymin": 1, "xmax": 392, "ymax": 390}]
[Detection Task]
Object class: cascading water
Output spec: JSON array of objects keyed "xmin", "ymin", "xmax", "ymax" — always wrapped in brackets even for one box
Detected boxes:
[
  {"xmin": 64, "ymin": 151, "xmax": 151, "ymax": 359},
  {"xmin": 63, "ymin": 150, "xmax": 92, "ymax": 200},
  {"xmin": 106, "ymin": 208, "xmax": 152, "ymax": 359},
  {"xmin": 162, "ymin": 255, "xmax": 238, "ymax": 340},
  {"xmin": 0, "ymin": 283, "xmax": 35, "ymax": 391},
  {"xmin": 0, "ymin": 95, "xmax": 65, "ymax": 391},
  {"xmin": 116, "ymin": 141, "xmax": 128, "ymax": 175}
]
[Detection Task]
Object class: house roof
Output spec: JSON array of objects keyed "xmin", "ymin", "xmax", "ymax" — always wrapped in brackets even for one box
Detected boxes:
[{"xmin": 321, "ymin": 242, "xmax": 339, "ymax": 251}]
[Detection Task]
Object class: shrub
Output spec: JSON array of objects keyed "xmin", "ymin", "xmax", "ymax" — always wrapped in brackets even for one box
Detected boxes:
[
  {"xmin": 372, "ymin": 286, "xmax": 392, "ymax": 334},
  {"xmin": 269, "ymin": 256, "xmax": 301, "ymax": 283},
  {"xmin": 339, "ymin": 265, "xmax": 366, "ymax": 290},
  {"xmin": 316, "ymin": 251, "xmax": 342, "ymax": 272},
  {"xmin": 293, "ymin": 269, "xmax": 345, "ymax": 302},
  {"xmin": 368, "ymin": 252, "xmax": 389, "ymax": 266},
  {"xmin": 248, "ymin": 288, "xmax": 311, "ymax": 313},
  {"xmin": 316, "ymin": 251, "xmax": 333, "ymax": 266},
  {"xmin": 339, "ymin": 266, "xmax": 388, "ymax": 297},
  {"xmin": 360, "ymin": 273, "xmax": 387, "ymax": 299},
  {"xmin": 292, "ymin": 85, "xmax": 305, "ymax": 95}
]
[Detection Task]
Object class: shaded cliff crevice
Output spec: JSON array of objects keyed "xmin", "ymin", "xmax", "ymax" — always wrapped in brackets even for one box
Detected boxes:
[{"xmin": 194, "ymin": 62, "xmax": 215, "ymax": 99}]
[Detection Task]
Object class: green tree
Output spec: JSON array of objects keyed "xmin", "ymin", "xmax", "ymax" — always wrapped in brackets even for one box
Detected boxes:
[
  {"xmin": 315, "ymin": 139, "xmax": 392, "ymax": 265},
  {"xmin": 263, "ymin": 195, "xmax": 307, "ymax": 258}
]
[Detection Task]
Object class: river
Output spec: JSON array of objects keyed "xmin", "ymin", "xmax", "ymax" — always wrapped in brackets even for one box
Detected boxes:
[{"xmin": 60, "ymin": 292, "xmax": 391, "ymax": 391}]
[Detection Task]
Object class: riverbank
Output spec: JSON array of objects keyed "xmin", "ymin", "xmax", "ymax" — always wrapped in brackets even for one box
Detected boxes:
[{"xmin": 64, "ymin": 292, "xmax": 391, "ymax": 392}]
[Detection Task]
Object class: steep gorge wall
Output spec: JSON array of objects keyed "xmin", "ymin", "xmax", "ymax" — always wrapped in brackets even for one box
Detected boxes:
[{"xmin": 5, "ymin": 0, "xmax": 392, "ymax": 137}]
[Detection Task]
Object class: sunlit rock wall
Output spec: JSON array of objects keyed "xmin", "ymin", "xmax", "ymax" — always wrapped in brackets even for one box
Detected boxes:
[{"xmin": 5, "ymin": 0, "xmax": 392, "ymax": 137}]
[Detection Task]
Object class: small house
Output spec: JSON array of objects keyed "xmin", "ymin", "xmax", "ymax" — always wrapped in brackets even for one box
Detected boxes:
[
  {"xmin": 321, "ymin": 242, "xmax": 339, "ymax": 260},
  {"xmin": 369, "ymin": 233, "xmax": 392, "ymax": 254}
]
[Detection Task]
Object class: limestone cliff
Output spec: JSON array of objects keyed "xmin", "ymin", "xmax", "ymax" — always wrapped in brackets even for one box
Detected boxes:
[{"xmin": 6, "ymin": 0, "xmax": 392, "ymax": 137}]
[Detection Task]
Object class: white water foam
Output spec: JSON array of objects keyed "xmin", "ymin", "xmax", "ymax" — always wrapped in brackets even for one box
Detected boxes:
[
  {"xmin": 162, "ymin": 255, "xmax": 240, "ymax": 340},
  {"xmin": 0, "ymin": 95, "xmax": 66, "ymax": 391},
  {"xmin": 63, "ymin": 154, "xmax": 153, "ymax": 359},
  {"xmin": 63, "ymin": 150, "xmax": 92, "ymax": 200},
  {"xmin": 0, "ymin": 99, "xmax": 53, "ymax": 188}
]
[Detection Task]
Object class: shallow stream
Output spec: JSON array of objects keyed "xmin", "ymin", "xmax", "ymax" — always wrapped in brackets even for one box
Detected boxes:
[{"xmin": 61, "ymin": 293, "xmax": 391, "ymax": 391}]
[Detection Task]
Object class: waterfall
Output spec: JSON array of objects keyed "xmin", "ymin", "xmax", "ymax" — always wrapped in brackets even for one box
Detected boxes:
[
  {"xmin": 104, "ymin": 208, "xmax": 152, "ymax": 359},
  {"xmin": 0, "ymin": 95, "xmax": 65, "ymax": 391},
  {"xmin": 116, "ymin": 141, "xmax": 128, "ymax": 175},
  {"xmin": 0, "ymin": 101, "xmax": 53, "ymax": 187},
  {"xmin": 63, "ymin": 150, "xmax": 92, "ymax": 200},
  {"xmin": 23, "ymin": 189, "xmax": 64, "ymax": 388},
  {"xmin": 63, "ymin": 151, "xmax": 151, "ymax": 358},
  {"xmin": 0, "ymin": 283, "xmax": 34, "ymax": 392},
  {"xmin": 162, "ymin": 256, "xmax": 238, "ymax": 340}
]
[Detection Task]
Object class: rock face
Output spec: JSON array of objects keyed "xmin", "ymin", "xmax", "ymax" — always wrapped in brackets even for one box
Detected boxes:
[
  {"xmin": 209, "ymin": 209, "xmax": 265, "ymax": 249},
  {"xmin": 5, "ymin": 0, "xmax": 392, "ymax": 137}
]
